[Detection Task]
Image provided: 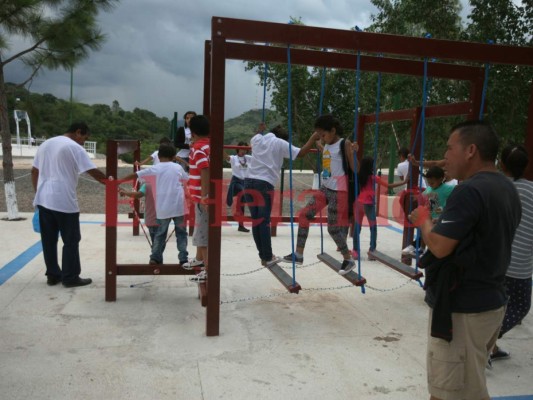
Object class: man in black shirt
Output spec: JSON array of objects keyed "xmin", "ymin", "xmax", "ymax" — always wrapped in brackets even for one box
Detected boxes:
[{"xmin": 410, "ymin": 120, "xmax": 521, "ymax": 400}]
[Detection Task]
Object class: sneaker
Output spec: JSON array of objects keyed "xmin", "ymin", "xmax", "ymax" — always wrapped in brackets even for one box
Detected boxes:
[
  {"xmin": 189, "ymin": 270, "xmax": 207, "ymax": 282},
  {"xmin": 238, "ymin": 225, "xmax": 250, "ymax": 233},
  {"xmin": 367, "ymin": 250, "xmax": 377, "ymax": 261},
  {"xmin": 264, "ymin": 256, "xmax": 282, "ymax": 268},
  {"xmin": 182, "ymin": 258, "xmax": 205, "ymax": 270},
  {"xmin": 282, "ymin": 253, "xmax": 303, "ymax": 265},
  {"xmin": 350, "ymin": 249, "xmax": 359, "ymax": 259},
  {"xmin": 401, "ymin": 244, "xmax": 416, "ymax": 255},
  {"xmin": 491, "ymin": 348, "xmax": 510, "ymax": 361},
  {"xmin": 338, "ymin": 259, "xmax": 356, "ymax": 275}
]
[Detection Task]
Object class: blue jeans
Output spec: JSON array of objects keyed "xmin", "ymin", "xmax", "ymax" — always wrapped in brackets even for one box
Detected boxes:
[
  {"xmin": 150, "ymin": 216, "xmax": 188, "ymax": 264},
  {"xmin": 38, "ymin": 205, "xmax": 82, "ymax": 283},
  {"xmin": 147, "ymin": 226, "xmax": 158, "ymax": 245},
  {"xmin": 245, "ymin": 178, "xmax": 274, "ymax": 262},
  {"xmin": 353, "ymin": 203, "xmax": 377, "ymax": 252}
]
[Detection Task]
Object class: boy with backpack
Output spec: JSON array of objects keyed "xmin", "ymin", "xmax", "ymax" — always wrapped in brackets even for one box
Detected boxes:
[{"xmin": 282, "ymin": 115, "xmax": 358, "ymax": 274}]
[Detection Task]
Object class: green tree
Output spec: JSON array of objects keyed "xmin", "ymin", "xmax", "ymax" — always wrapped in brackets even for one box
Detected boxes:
[
  {"xmin": 0, "ymin": 0, "xmax": 118, "ymax": 220},
  {"xmin": 464, "ymin": 0, "xmax": 533, "ymax": 143},
  {"xmin": 245, "ymin": 3, "xmax": 466, "ymax": 167}
]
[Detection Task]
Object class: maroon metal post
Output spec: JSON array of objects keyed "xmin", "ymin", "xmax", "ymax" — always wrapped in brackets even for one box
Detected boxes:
[
  {"xmin": 105, "ymin": 140, "xmax": 118, "ymax": 301},
  {"xmin": 206, "ymin": 33, "xmax": 225, "ymax": 337},
  {"xmin": 132, "ymin": 145, "xmax": 141, "ymax": 236}
]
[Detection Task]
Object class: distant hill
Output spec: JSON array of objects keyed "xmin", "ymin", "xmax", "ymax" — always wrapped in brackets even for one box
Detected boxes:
[
  {"xmin": 4, "ymin": 84, "xmax": 281, "ymax": 161},
  {"xmin": 224, "ymin": 109, "xmax": 282, "ymax": 144}
]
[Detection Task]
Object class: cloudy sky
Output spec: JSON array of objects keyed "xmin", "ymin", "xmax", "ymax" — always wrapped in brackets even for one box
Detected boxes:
[{"xmin": 4, "ymin": 0, "xmax": 468, "ymax": 121}]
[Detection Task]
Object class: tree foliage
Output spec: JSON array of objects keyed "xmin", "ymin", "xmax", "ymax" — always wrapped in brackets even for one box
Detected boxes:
[
  {"xmin": 464, "ymin": 0, "xmax": 533, "ymax": 143},
  {"xmin": 245, "ymin": 0, "xmax": 532, "ymax": 167},
  {"xmin": 5, "ymin": 84, "xmax": 170, "ymax": 161},
  {"xmin": 0, "ymin": 0, "xmax": 118, "ymax": 219}
]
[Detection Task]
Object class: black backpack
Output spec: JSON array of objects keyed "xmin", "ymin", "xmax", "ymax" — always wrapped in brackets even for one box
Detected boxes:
[{"xmin": 339, "ymin": 138, "xmax": 357, "ymax": 217}]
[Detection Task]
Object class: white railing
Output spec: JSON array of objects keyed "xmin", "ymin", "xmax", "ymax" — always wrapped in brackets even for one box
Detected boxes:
[
  {"xmin": 1, "ymin": 137, "xmax": 97, "ymax": 158},
  {"xmin": 83, "ymin": 141, "xmax": 97, "ymax": 156}
]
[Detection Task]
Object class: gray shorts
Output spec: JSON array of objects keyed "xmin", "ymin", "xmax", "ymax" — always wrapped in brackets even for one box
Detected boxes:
[{"xmin": 192, "ymin": 203, "xmax": 208, "ymax": 247}]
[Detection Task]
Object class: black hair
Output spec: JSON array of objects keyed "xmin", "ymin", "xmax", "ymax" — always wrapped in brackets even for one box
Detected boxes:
[
  {"xmin": 236, "ymin": 141, "xmax": 248, "ymax": 154},
  {"xmin": 159, "ymin": 137, "xmax": 171, "ymax": 144},
  {"xmin": 501, "ymin": 144, "xmax": 529, "ymax": 180},
  {"xmin": 158, "ymin": 143, "xmax": 177, "ymax": 159},
  {"xmin": 190, "ymin": 115, "xmax": 210, "ymax": 137},
  {"xmin": 183, "ymin": 111, "xmax": 197, "ymax": 127},
  {"xmin": 398, "ymin": 147, "xmax": 409, "ymax": 159},
  {"xmin": 314, "ymin": 114, "xmax": 344, "ymax": 137},
  {"xmin": 424, "ymin": 166, "xmax": 445, "ymax": 180},
  {"xmin": 67, "ymin": 122, "xmax": 89, "ymax": 135},
  {"xmin": 358, "ymin": 157, "xmax": 374, "ymax": 188},
  {"xmin": 270, "ymin": 125, "xmax": 288, "ymax": 141},
  {"xmin": 450, "ymin": 120, "xmax": 500, "ymax": 162}
]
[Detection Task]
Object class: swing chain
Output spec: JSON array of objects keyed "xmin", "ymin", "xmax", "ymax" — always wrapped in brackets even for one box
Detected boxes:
[
  {"xmin": 220, "ymin": 260, "xmax": 321, "ymax": 277},
  {"xmin": 280, "ymin": 260, "xmax": 322, "ymax": 270},
  {"xmin": 365, "ymin": 279, "xmax": 415, "ymax": 292},
  {"xmin": 220, "ymin": 282, "xmax": 358, "ymax": 305},
  {"xmin": 221, "ymin": 267, "xmax": 268, "ymax": 277},
  {"xmin": 301, "ymin": 284, "xmax": 355, "ymax": 292},
  {"xmin": 220, "ymin": 291, "xmax": 296, "ymax": 304}
]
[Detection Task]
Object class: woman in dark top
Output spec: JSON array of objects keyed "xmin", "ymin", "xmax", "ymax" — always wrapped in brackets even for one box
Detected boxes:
[{"xmin": 174, "ymin": 111, "xmax": 197, "ymax": 170}]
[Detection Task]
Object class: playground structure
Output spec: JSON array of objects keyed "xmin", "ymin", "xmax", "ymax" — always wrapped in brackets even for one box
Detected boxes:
[
  {"xmin": 203, "ymin": 17, "xmax": 533, "ymax": 336},
  {"xmin": 104, "ymin": 140, "xmax": 207, "ymax": 306},
  {"xmin": 103, "ymin": 17, "xmax": 533, "ymax": 337}
]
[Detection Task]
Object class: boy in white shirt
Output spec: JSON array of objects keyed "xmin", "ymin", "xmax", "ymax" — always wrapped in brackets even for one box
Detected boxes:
[
  {"xmin": 123, "ymin": 143, "xmax": 189, "ymax": 265},
  {"xmin": 225, "ymin": 141, "xmax": 253, "ymax": 232}
]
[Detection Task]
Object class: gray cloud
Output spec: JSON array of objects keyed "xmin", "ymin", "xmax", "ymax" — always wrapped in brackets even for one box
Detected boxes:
[{"xmin": 5, "ymin": 0, "xmax": 385, "ymax": 119}]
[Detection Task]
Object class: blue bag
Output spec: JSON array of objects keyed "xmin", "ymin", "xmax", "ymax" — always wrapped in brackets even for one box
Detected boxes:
[{"xmin": 32, "ymin": 208, "xmax": 41, "ymax": 233}]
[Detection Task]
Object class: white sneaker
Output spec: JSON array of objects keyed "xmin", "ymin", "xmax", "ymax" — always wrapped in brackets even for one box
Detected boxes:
[
  {"xmin": 182, "ymin": 258, "xmax": 205, "ymax": 270},
  {"xmin": 401, "ymin": 245, "xmax": 416, "ymax": 255},
  {"xmin": 189, "ymin": 270, "xmax": 207, "ymax": 282},
  {"xmin": 264, "ymin": 256, "xmax": 282, "ymax": 268}
]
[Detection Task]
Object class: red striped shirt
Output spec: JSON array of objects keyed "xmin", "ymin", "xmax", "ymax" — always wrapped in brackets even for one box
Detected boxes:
[{"xmin": 188, "ymin": 137, "xmax": 210, "ymax": 202}]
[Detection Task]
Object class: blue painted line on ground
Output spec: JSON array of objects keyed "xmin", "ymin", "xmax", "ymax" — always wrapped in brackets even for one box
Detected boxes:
[
  {"xmin": 494, "ymin": 396, "xmax": 533, "ymax": 400},
  {"xmin": 0, "ymin": 221, "xmax": 103, "ymax": 286},
  {"xmin": 0, "ymin": 241, "xmax": 42, "ymax": 285},
  {"xmin": 384, "ymin": 224, "xmax": 403, "ymax": 234}
]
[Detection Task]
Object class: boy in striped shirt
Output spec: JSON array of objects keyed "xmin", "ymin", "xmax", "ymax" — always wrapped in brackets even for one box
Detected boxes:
[{"xmin": 185, "ymin": 115, "xmax": 210, "ymax": 282}]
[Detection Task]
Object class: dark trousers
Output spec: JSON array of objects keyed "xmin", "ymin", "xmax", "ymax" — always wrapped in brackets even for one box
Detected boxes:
[
  {"xmin": 227, "ymin": 176, "xmax": 247, "ymax": 225},
  {"xmin": 499, "ymin": 276, "xmax": 532, "ymax": 338},
  {"xmin": 245, "ymin": 178, "xmax": 274, "ymax": 262},
  {"xmin": 38, "ymin": 205, "xmax": 82, "ymax": 283}
]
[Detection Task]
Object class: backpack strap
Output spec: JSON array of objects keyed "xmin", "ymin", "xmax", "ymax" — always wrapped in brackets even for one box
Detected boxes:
[{"xmin": 339, "ymin": 138, "xmax": 350, "ymax": 175}]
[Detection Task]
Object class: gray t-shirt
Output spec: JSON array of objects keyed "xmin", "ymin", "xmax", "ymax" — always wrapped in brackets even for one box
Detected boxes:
[{"xmin": 507, "ymin": 178, "xmax": 533, "ymax": 279}]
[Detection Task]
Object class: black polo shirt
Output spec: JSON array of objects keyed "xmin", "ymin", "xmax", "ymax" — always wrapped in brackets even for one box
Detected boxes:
[{"xmin": 427, "ymin": 171, "xmax": 521, "ymax": 313}]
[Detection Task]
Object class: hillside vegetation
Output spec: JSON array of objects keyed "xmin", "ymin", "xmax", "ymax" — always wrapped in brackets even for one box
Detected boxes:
[{"xmin": 5, "ymin": 84, "xmax": 281, "ymax": 162}]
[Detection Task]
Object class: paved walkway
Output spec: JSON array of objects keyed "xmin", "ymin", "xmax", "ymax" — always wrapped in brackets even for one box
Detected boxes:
[{"xmin": 0, "ymin": 213, "xmax": 532, "ymax": 399}]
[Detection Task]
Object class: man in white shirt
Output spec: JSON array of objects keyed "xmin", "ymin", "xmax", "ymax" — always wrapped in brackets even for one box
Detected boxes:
[
  {"xmin": 396, "ymin": 147, "xmax": 427, "ymax": 189},
  {"xmin": 32, "ymin": 122, "xmax": 108, "ymax": 287},
  {"xmin": 245, "ymin": 124, "xmax": 320, "ymax": 266}
]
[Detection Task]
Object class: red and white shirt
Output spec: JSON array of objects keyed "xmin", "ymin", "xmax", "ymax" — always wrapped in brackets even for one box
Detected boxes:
[{"xmin": 188, "ymin": 137, "xmax": 210, "ymax": 202}]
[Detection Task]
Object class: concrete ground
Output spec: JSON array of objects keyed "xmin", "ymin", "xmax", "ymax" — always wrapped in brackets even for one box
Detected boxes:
[{"xmin": 0, "ymin": 212, "xmax": 532, "ymax": 400}]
